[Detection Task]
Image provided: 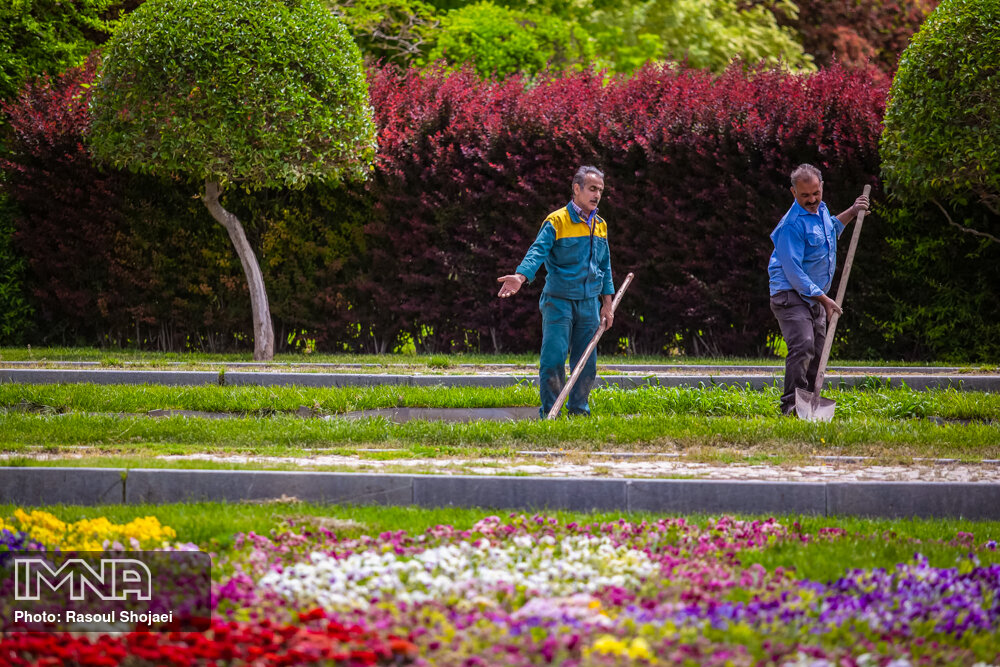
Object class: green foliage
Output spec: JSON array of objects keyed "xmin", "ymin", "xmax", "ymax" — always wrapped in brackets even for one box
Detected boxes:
[
  {"xmin": 423, "ymin": 1, "xmax": 594, "ymax": 78},
  {"xmin": 587, "ymin": 0, "xmax": 813, "ymax": 73},
  {"xmin": 233, "ymin": 182, "xmax": 374, "ymax": 350},
  {"xmin": 89, "ymin": 0, "xmax": 377, "ymax": 188},
  {"xmin": 875, "ymin": 203, "xmax": 1000, "ymax": 361},
  {"xmin": 326, "ymin": 0, "xmax": 440, "ymax": 65},
  {"xmin": 419, "ymin": 0, "xmax": 809, "ymax": 76},
  {"xmin": 0, "ymin": 0, "xmax": 120, "ymax": 102},
  {"xmin": 881, "ymin": 0, "xmax": 1000, "ymax": 215},
  {"xmin": 0, "ymin": 192, "xmax": 32, "ymax": 343},
  {"xmin": 878, "ymin": 0, "xmax": 1000, "ymax": 362}
]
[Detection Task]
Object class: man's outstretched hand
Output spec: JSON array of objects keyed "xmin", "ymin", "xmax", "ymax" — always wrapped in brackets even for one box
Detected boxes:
[{"xmin": 497, "ymin": 274, "xmax": 526, "ymax": 298}]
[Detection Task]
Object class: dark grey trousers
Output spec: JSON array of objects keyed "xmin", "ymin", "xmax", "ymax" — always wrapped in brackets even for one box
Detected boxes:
[{"xmin": 770, "ymin": 290, "xmax": 827, "ymax": 415}]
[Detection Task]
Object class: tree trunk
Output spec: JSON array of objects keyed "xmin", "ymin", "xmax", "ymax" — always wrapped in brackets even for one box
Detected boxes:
[{"xmin": 202, "ymin": 179, "xmax": 274, "ymax": 360}]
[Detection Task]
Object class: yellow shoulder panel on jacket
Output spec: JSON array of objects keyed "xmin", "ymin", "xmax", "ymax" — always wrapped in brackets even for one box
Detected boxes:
[
  {"xmin": 545, "ymin": 207, "xmax": 599, "ymax": 240},
  {"xmin": 593, "ymin": 217, "xmax": 608, "ymax": 239}
]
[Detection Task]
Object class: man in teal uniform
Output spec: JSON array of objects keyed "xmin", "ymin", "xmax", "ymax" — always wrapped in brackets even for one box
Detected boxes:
[{"xmin": 497, "ymin": 166, "xmax": 615, "ymax": 418}]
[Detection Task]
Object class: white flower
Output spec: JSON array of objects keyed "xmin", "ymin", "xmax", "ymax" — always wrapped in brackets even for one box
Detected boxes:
[{"xmin": 255, "ymin": 533, "xmax": 658, "ymax": 612}]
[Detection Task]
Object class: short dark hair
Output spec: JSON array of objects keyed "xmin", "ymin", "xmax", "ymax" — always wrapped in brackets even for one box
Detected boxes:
[
  {"xmin": 790, "ymin": 163, "xmax": 822, "ymax": 187},
  {"xmin": 573, "ymin": 165, "xmax": 604, "ymax": 189}
]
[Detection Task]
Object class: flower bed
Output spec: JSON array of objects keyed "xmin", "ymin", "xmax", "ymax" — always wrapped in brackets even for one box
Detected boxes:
[{"xmin": 2, "ymin": 511, "xmax": 1000, "ymax": 665}]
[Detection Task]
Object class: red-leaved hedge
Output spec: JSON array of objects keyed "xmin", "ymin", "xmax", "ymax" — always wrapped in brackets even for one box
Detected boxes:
[
  {"xmin": 1, "ymin": 61, "xmax": 889, "ymax": 355},
  {"xmin": 362, "ymin": 62, "xmax": 887, "ymax": 355}
]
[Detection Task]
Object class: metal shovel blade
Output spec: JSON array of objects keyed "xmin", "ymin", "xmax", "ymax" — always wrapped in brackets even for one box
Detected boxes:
[{"xmin": 794, "ymin": 387, "xmax": 836, "ymax": 422}]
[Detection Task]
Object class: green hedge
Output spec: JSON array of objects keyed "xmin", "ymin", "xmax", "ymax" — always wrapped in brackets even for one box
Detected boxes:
[{"xmin": 0, "ymin": 191, "xmax": 30, "ymax": 344}]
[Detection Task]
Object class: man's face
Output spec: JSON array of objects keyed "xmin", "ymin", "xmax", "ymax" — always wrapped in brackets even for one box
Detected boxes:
[
  {"xmin": 573, "ymin": 174, "xmax": 604, "ymax": 216},
  {"xmin": 790, "ymin": 175, "xmax": 822, "ymax": 214}
]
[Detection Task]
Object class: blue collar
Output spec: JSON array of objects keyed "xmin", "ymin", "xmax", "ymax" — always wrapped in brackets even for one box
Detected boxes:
[{"xmin": 790, "ymin": 200, "xmax": 827, "ymax": 218}]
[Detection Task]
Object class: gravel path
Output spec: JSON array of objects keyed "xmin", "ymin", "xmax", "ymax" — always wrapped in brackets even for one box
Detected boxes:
[{"xmin": 140, "ymin": 452, "xmax": 1000, "ymax": 483}]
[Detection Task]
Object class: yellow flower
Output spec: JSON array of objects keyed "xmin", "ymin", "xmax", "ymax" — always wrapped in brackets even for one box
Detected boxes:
[
  {"xmin": 627, "ymin": 637, "xmax": 653, "ymax": 660},
  {"xmin": 3, "ymin": 510, "xmax": 177, "ymax": 551},
  {"xmin": 590, "ymin": 634, "xmax": 627, "ymax": 656}
]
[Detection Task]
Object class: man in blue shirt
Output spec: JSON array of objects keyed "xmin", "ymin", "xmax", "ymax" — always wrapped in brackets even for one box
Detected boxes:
[
  {"xmin": 768, "ymin": 164, "xmax": 869, "ymax": 416},
  {"xmin": 497, "ymin": 166, "xmax": 615, "ymax": 418}
]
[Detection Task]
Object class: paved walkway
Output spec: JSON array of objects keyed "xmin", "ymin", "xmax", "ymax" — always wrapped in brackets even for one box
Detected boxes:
[{"xmin": 126, "ymin": 452, "xmax": 1000, "ymax": 483}]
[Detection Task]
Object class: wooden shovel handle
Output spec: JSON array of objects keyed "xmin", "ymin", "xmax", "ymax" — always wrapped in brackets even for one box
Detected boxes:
[
  {"xmin": 546, "ymin": 272, "xmax": 634, "ymax": 420},
  {"xmin": 811, "ymin": 184, "xmax": 871, "ymax": 395}
]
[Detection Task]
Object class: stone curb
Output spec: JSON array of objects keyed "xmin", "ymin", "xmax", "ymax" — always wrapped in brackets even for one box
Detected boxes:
[
  {"xmin": 0, "ymin": 467, "xmax": 125, "ymax": 505},
  {"xmin": 2, "ymin": 368, "xmax": 998, "ymax": 391},
  {"xmin": 3, "ymin": 467, "xmax": 1000, "ymax": 519}
]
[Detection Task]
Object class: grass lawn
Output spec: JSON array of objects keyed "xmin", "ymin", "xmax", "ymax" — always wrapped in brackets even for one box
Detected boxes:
[{"xmin": 0, "ymin": 382, "xmax": 997, "ymax": 468}]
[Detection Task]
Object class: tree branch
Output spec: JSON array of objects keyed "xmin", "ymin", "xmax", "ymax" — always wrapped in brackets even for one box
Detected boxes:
[
  {"xmin": 931, "ymin": 198, "xmax": 1000, "ymax": 244},
  {"xmin": 977, "ymin": 191, "xmax": 1000, "ymax": 217}
]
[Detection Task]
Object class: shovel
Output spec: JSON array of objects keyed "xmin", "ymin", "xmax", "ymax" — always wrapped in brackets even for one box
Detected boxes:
[
  {"xmin": 546, "ymin": 272, "xmax": 634, "ymax": 420},
  {"xmin": 794, "ymin": 184, "xmax": 871, "ymax": 422}
]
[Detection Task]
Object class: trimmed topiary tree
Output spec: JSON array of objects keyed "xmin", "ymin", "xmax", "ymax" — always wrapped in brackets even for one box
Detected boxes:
[
  {"xmin": 877, "ymin": 0, "xmax": 1000, "ymax": 360},
  {"xmin": 89, "ymin": 0, "xmax": 376, "ymax": 359},
  {"xmin": 881, "ymin": 0, "xmax": 1000, "ymax": 243}
]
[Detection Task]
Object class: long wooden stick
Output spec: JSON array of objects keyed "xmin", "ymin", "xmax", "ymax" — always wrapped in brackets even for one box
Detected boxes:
[
  {"xmin": 546, "ymin": 272, "xmax": 634, "ymax": 420},
  {"xmin": 809, "ymin": 184, "xmax": 871, "ymax": 398}
]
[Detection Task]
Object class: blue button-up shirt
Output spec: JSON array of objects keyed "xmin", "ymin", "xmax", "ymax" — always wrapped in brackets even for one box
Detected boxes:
[{"xmin": 768, "ymin": 201, "xmax": 844, "ymax": 302}]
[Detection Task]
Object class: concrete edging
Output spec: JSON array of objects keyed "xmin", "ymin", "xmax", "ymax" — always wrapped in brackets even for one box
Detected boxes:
[{"xmin": 3, "ymin": 467, "xmax": 999, "ymax": 519}]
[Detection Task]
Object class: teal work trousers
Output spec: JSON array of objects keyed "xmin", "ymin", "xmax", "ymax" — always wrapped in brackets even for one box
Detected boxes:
[{"xmin": 538, "ymin": 293, "xmax": 600, "ymax": 418}]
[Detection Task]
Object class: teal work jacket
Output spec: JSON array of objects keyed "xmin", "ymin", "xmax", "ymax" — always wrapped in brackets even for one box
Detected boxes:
[{"xmin": 516, "ymin": 202, "xmax": 614, "ymax": 300}]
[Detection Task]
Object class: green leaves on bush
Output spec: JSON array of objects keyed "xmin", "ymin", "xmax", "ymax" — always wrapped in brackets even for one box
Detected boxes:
[
  {"xmin": 0, "ymin": 193, "xmax": 31, "ymax": 344},
  {"xmin": 423, "ymin": 1, "xmax": 593, "ymax": 78},
  {"xmin": 326, "ymin": 0, "xmax": 440, "ymax": 66},
  {"xmin": 418, "ymin": 0, "xmax": 810, "ymax": 77},
  {"xmin": 876, "ymin": 0, "xmax": 1000, "ymax": 361},
  {"xmin": 0, "ymin": 0, "xmax": 120, "ymax": 103},
  {"xmin": 89, "ymin": 0, "xmax": 377, "ymax": 189},
  {"xmin": 882, "ymin": 0, "xmax": 1000, "ymax": 222},
  {"xmin": 587, "ymin": 0, "xmax": 813, "ymax": 74}
]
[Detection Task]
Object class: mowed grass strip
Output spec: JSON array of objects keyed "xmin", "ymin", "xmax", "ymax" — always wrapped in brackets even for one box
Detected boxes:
[
  {"xmin": 1, "ymin": 383, "xmax": 539, "ymax": 414},
  {"xmin": 2, "ymin": 383, "xmax": 998, "ymax": 420},
  {"xmin": 1, "ymin": 411, "xmax": 998, "ymax": 459}
]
